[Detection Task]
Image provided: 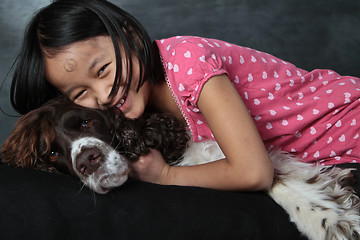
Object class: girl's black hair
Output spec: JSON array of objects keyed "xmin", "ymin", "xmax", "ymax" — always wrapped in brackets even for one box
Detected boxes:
[{"xmin": 10, "ymin": 0, "xmax": 160, "ymax": 114}]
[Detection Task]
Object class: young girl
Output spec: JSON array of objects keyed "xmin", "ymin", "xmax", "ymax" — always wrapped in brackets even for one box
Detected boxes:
[{"xmin": 10, "ymin": 0, "xmax": 360, "ymax": 191}]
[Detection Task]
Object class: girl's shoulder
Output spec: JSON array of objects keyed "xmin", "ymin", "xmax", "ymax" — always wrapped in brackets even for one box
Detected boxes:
[
  {"xmin": 155, "ymin": 36, "xmax": 278, "ymax": 68},
  {"xmin": 155, "ymin": 36, "xmax": 230, "ymax": 87},
  {"xmin": 155, "ymin": 36, "xmax": 243, "ymax": 58}
]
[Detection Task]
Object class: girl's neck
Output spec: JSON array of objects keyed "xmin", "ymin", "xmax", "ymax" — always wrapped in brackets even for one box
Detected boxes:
[{"xmin": 148, "ymin": 79, "xmax": 186, "ymax": 124}]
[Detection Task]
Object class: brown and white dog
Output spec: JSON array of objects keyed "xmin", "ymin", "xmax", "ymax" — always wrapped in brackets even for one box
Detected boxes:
[{"xmin": 1, "ymin": 97, "xmax": 360, "ymax": 240}]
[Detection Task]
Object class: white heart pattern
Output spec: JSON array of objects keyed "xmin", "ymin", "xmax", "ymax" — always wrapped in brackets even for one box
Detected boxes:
[
  {"xmin": 244, "ymin": 92, "xmax": 249, "ymax": 100},
  {"xmin": 168, "ymin": 62, "xmax": 173, "ymax": 70},
  {"xmin": 328, "ymin": 102, "xmax": 335, "ymax": 109},
  {"xmin": 275, "ymin": 83, "xmax": 281, "ymax": 91},
  {"xmin": 234, "ymin": 76, "xmax": 240, "ymax": 84},
  {"xmin": 283, "ymin": 106, "xmax": 290, "ymax": 110},
  {"xmin": 240, "ymin": 56, "xmax": 245, "ymax": 64},
  {"xmin": 335, "ymin": 120, "xmax": 342, "ymax": 127},
  {"xmin": 274, "ymin": 71, "xmax": 279, "ymax": 78},
  {"xmin": 310, "ymin": 127, "xmax": 317, "ymax": 135},
  {"xmin": 184, "ymin": 51, "xmax": 191, "ymax": 58},
  {"xmin": 339, "ymin": 134, "xmax": 346, "ymax": 142},
  {"xmin": 262, "ymin": 71, "xmax": 267, "ymax": 79},
  {"xmin": 268, "ymin": 93, "xmax": 274, "ymax": 100}
]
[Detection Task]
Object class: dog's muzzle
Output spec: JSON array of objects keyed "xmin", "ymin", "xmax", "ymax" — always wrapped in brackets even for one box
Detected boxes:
[{"xmin": 71, "ymin": 137, "xmax": 129, "ymax": 194}]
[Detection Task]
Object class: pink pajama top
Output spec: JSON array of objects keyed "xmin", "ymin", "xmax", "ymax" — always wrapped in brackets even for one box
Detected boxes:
[{"xmin": 155, "ymin": 36, "xmax": 360, "ymax": 165}]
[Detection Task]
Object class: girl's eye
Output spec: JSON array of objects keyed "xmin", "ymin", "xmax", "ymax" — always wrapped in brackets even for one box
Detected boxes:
[
  {"xmin": 98, "ymin": 64, "xmax": 109, "ymax": 77},
  {"xmin": 49, "ymin": 151, "xmax": 59, "ymax": 162},
  {"xmin": 74, "ymin": 90, "xmax": 86, "ymax": 100},
  {"xmin": 81, "ymin": 119, "xmax": 93, "ymax": 129}
]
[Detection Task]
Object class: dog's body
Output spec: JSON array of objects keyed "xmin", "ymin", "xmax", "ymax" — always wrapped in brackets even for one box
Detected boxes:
[{"xmin": 1, "ymin": 97, "xmax": 360, "ymax": 240}]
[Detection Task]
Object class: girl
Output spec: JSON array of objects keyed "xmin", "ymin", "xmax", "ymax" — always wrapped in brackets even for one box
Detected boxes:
[{"xmin": 10, "ymin": 0, "xmax": 360, "ymax": 191}]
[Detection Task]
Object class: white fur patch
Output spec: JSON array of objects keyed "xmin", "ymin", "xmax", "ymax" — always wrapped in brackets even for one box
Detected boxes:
[
  {"xmin": 71, "ymin": 137, "xmax": 128, "ymax": 194},
  {"xmin": 177, "ymin": 139, "xmax": 360, "ymax": 240}
]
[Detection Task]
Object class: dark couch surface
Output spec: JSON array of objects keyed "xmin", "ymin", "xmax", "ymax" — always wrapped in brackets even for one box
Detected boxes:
[
  {"xmin": 1, "ymin": 0, "xmax": 360, "ymax": 239},
  {"xmin": 0, "ymin": 164, "xmax": 308, "ymax": 240}
]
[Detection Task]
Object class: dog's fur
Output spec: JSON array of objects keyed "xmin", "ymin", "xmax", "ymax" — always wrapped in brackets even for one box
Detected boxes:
[{"xmin": 1, "ymin": 97, "xmax": 360, "ymax": 240}]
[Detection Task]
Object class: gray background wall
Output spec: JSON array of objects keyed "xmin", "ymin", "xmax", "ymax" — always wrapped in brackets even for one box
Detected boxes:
[{"xmin": 1, "ymin": 0, "xmax": 360, "ymax": 145}]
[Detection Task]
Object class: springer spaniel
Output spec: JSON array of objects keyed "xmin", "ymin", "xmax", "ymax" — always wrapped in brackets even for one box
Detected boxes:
[{"xmin": 1, "ymin": 97, "xmax": 360, "ymax": 240}]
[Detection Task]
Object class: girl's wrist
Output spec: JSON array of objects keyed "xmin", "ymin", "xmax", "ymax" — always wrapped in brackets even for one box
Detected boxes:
[{"xmin": 160, "ymin": 164, "xmax": 171, "ymax": 185}]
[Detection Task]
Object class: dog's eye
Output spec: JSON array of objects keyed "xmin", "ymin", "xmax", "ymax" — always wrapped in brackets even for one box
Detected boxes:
[
  {"xmin": 81, "ymin": 119, "xmax": 93, "ymax": 129},
  {"xmin": 49, "ymin": 151, "xmax": 59, "ymax": 162}
]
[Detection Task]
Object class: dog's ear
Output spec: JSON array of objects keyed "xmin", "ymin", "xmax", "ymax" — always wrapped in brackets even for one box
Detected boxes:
[
  {"xmin": 141, "ymin": 113, "xmax": 190, "ymax": 164},
  {"xmin": 113, "ymin": 111, "xmax": 150, "ymax": 161},
  {"xmin": 1, "ymin": 108, "xmax": 55, "ymax": 170},
  {"xmin": 112, "ymin": 110, "xmax": 189, "ymax": 163}
]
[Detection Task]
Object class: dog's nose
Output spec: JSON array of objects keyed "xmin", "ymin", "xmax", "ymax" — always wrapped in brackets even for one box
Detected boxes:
[{"xmin": 76, "ymin": 148, "xmax": 103, "ymax": 176}]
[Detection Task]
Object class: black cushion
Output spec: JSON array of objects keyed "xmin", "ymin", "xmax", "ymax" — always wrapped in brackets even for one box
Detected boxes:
[{"xmin": 0, "ymin": 163, "xmax": 313, "ymax": 240}]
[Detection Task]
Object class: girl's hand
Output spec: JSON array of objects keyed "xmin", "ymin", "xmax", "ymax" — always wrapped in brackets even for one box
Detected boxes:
[{"xmin": 129, "ymin": 148, "xmax": 170, "ymax": 185}]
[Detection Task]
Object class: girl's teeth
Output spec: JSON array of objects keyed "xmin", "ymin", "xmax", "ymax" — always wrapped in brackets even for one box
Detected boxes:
[{"xmin": 116, "ymin": 99, "xmax": 125, "ymax": 108}]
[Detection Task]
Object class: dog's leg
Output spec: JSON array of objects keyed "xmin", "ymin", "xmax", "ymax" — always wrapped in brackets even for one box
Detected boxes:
[{"xmin": 268, "ymin": 150, "xmax": 360, "ymax": 240}]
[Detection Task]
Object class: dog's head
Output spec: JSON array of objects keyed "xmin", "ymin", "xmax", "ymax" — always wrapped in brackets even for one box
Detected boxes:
[
  {"xmin": 1, "ymin": 97, "xmax": 129, "ymax": 193},
  {"xmin": 1, "ymin": 97, "xmax": 189, "ymax": 194}
]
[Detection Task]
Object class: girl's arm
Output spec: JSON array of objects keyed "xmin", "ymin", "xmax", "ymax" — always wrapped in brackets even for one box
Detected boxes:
[{"xmin": 131, "ymin": 74, "xmax": 274, "ymax": 191}]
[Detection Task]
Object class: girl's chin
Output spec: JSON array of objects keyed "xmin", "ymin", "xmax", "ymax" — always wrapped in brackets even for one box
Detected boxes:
[{"xmin": 124, "ymin": 111, "xmax": 141, "ymax": 119}]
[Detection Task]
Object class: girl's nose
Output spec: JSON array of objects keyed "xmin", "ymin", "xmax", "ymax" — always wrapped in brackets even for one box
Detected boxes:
[{"xmin": 95, "ymin": 85, "xmax": 112, "ymax": 109}]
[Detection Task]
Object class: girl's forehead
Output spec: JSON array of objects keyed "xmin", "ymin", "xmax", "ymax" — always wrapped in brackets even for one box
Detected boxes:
[
  {"xmin": 62, "ymin": 36, "xmax": 114, "ymax": 57},
  {"xmin": 44, "ymin": 36, "xmax": 115, "ymax": 69},
  {"xmin": 43, "ymin": 36, "xmax": 116, "ymax": 89}
]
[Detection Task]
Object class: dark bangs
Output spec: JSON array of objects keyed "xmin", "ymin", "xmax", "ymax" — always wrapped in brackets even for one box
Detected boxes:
[{"xmin": 11, "ymin": 0, "xmax": 155, "ymax": 114}]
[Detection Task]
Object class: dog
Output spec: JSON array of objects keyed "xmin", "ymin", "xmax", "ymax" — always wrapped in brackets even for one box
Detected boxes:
[{"xmin": 1, "ymin": 96, "xmax": 360, "ymax": 240}]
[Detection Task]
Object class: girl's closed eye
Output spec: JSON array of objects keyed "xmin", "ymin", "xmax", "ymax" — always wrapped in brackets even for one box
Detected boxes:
[
  {"xmin": 98, "ymin": 63, "xmax": 110, "ymax": 77},
  {"xmin": 74, "ymin": 90, "xmax": 86, "ymax": 100}
]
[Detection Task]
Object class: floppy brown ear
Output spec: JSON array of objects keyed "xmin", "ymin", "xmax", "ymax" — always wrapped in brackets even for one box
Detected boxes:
[
  {"xmin": 140, "ymin": 112, "xmax": 190, "ymax": 164},
  {"xmin": 1, "ymin": 108, "xmax": 55, "ymax": 170}
]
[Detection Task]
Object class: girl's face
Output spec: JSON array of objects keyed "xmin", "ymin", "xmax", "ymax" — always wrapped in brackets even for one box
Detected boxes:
[{"xmin": 44, "ymin": 36, "xmax": 152, "ymax": 119}]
